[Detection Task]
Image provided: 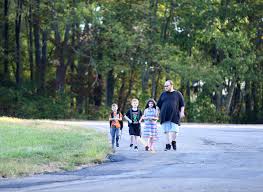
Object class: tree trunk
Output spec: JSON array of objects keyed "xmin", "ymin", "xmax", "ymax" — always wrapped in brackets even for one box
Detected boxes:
[
  {"xmin": 215, "ymin": 86, "xmax": 222, "ymax": 112},
  {"xmin": 151, "ymin": 69, "xmax": 157, "ymax": 99},
  {"xmin": 93, "ymin": 74, "xmax": 103, "ymax": 107},
  {"xmin": 54, "ymin": 23, "xmax": 70, "ymax": 93},
  {"xmin": 186, "ymin": 80, "xmax": 191, "ymax": 105},
  {"xmin": 33, "ymin": 0, "xmax": 41, "ymax": 90},
  {"xmin": 28, "ymin": 0, "xmax": 34, "ymax": 82},
  {"xmin": 118, "ymin": 72, "xmax": 126, "ymax": 113},
  {"xmin": 251, "ymin": 81, "xmax": 258, "ymax": 121},
  {"xmin": 141, "ymin": 66, "xmax": 149, "ymax": 91},
  {"xmin": 3, "ymin": 0, "xmax": 9, "ymax": 81},
  {"xmin": 85, "ymin": 96, "xmax": 89, "ymax": 115},
  {"xmin": 106, "ymin": 69, "xmax": 115, "ymax": 106},
  {"xmin": 40, "ymin": 30, "xmax": 48, "ymax": 92},
  {"xmin": 76, "ymin": 95, "xmax": 84, "ymax": 114},
  {"xmin": 225, "ymin": 81, "xmax": 236, "ymax": 114},
  {"xmin": 245, "ymin": 81, "xmax": 252, "ymax": 121},
  {"xmin": 15, "ymin": 0, "xmax": 23, "ymax": 87},
  {"xmin": 69, "ymin": 42, "xmax": 75, "ymax": 113},
  {"xmin": 230, "ymin": 82, "xmax": 241, "ymax": 121},
  {"xmin": 123, "ymin": 70, "xmax": 135, "ymax": 111},
  {"xmin": 161, "ymin": 0, "xmax": 174, "ymax": 42},
  {"xmin": 155, "ymin": 69, "xmax": 161, "ymax": 101},
  {"xmin": 70, "ymin": 1, "xmax": 77, "ymax": 112},
  {"xmin": 55, "ymin": 63, "xmax": 67, "ymax": 92}
]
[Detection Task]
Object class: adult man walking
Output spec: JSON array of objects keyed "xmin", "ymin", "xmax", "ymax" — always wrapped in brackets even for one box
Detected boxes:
[{"xmin": 157, "ymin": 80, "xmax": 185, "ymax": 151}]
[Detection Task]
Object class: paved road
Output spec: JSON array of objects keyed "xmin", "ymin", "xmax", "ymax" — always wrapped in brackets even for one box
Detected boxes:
[{"xmin": 1, "ymin": 121, "xmax": 263, "ymax": 192}]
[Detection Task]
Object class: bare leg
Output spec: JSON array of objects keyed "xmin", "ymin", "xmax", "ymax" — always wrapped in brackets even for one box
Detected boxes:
[
  {"xmin": 134, "ymin": 136, "xmax": 138, "ymax": 146},
  {"xmin": 171, "ymin": 132, "xmax": 177, "ymax": 141},
  {"xmin": 171, "ymin": 132, "xmax": 177, "ymax": 150},
  {"xmin": 149, "ymin": 137, "xmax": 154, "ymax": 150},
  {"xmin": 164, "ymin": 132, "xmax": 172, "ymax": 151},
  {"xmin": 147, "ymin": 138, "xmax": 150, "ymax": 147},
  {"xmin": 130, "ymin": 135, "xmax": 134, "ymax": 145},
  {"xmin": 165, "ymin": 132, "xmax": 170, "ymax": 144}
]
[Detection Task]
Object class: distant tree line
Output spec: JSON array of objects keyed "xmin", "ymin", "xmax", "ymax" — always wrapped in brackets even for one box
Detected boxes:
[{"xmin": 0, "ymin": 0, "xmax": 262, "ymax": 123}]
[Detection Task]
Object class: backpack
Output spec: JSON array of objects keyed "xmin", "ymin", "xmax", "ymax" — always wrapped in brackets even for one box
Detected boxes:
[{"xmin": 110, "ymin": 111, "xmax": 123, "ymax": 130}]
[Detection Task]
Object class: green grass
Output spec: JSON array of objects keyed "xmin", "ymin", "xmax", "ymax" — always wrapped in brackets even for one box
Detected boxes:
[{"xmin": 0, "ymin": 117, "xmax": 111, "ymax": 178}]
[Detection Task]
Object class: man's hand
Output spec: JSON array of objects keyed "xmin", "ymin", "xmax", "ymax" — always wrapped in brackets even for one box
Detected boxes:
[{"xmin": 180, "ymin": 112, "xmax": 185, "ymax": 118}]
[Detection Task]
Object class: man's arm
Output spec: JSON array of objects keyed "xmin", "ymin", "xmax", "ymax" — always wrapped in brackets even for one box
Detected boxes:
[
  {"xmin": 180, "ymin": 106, "xmax": 185, "ymax": 118},
  {"xmin": 156, "ymin": 92, "xmax": 163, "ymax": 109}
]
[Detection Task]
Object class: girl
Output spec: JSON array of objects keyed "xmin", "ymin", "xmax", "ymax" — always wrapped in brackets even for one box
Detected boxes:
[{"xmin": 141, "ymin": 99, "xmax": 158, "ymax": 151}]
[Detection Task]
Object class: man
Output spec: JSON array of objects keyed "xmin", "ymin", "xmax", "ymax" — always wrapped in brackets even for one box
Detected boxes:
[{"xmin": 157, "ymin": 80, "xmax": 185, "ymax": 151}]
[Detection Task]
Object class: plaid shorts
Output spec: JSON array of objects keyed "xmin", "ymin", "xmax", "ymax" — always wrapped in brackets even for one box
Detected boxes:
[{"xmin": 161, "ymin": 121, "xmax": 180, "ymax": 133}]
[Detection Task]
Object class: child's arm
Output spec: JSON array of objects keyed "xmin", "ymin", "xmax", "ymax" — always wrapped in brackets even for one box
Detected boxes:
[
  {"xmin": 152, "ymin": 110, "xmax": 159, "ymax": 120},
  {"xmin": 153, "ymin": 109, "xmax": 159, "ymax": 120},
  {"xmin": 124, "ymin": 115, "xmax": 132, "ymax": 123},
  {"xmin": 139, "ymin": 110, "xmax": 145, "ymax": 123},
  {"xmin": 147, "ymin": 109, "xmax": 158, "ymax": 121},
  {"xmin": 117, "ymin": 113, "xmax": 123, "ymax": 121},
  {"xmin": 140, "ymin": 109, "xmax": 147, "ymax": 122},
  {"xmin": 109, "ymin": 115, "xmax": 117, "ymax": 121},
  {"xmin": 109, "ymin": 114, "xmax": 114, "ymax": 121},
  {"xmin": 139, "ymin": 114, "xmax": 144, "ymax": 123},
  {"xmin": 151, "ymin": 116, "xmax": 158, "ymax": 120}
]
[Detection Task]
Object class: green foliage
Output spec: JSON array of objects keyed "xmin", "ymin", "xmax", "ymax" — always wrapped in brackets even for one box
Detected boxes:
[
  {"xmin": 0, "ymin": 86, "xmax": 71, "ymax": 119},
  {"xmin": 188, "ymin": 96, "xmax": 229, "ymax": 123},
  {"xmin": 0, "ymin": 0, "xmax": 262, "ymax": 123}
]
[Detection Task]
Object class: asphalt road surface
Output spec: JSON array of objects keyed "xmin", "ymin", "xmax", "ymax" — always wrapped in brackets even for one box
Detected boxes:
[{"xmin": 1, "ymin": 121, "xmax": 263, "ymax": 192}]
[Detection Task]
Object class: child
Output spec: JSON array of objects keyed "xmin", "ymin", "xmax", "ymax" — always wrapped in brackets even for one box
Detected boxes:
[
  {"xmin": 141, "ymin": 99, "xmax": 158, "ymax": 151},
  {"xmin": 109, "ymin": 103, "xmax": 123, "ymax": 149},
  {"xmin": 124, "ymin": 98, "xmax": 143, "ymax": 150}
]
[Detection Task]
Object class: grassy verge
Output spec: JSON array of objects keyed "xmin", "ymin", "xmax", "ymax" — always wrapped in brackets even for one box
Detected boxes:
[{"xmin": 0, "ymin": 117, "xmax": 110, "ymax": 178}]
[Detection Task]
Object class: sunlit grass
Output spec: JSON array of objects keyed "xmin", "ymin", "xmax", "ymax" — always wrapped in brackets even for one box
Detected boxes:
[{"xmin": 0, "ymin": 117, "xmax": 111, "ymax": 178}]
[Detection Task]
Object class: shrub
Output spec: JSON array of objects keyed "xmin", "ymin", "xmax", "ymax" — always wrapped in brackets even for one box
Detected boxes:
[{"xmin": 188, "ymin": 96, "xmax": 229, "ymax": 123}]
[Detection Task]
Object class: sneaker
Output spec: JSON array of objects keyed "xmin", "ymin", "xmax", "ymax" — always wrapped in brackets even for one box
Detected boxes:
[
  {"xmin": 134, "ymin": 146, "xmax": 138, "ymax": 150},
  {"xmin": 130, "ymin": 144, "xmax": 133, "ymax": 148},
  {"xmin": 164, "ymin": 144, "xmax": 171, "ymax": 151},
  {"xmin": 145, "ymin": 146, "xmax": 149, "ymax": 151},
  {"xmin": 171, "ymin": 141, "xmax": 176, "ymax": 150},
  {"xmin": 116, "ymin": 143, "xmax": 119, "ymax": 147}
]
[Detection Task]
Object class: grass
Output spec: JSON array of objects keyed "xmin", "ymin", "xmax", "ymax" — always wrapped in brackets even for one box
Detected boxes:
[{"xmin": 0, "ymin": 117, "xmax": 111, "ymax": 178}]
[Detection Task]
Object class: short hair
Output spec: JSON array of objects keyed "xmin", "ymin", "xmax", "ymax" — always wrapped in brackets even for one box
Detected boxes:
[
  {"xmin": 131, "ymin": 98, "xmax": 139, "ymax": 103},
  {"xmin": 111, "ymin": 103, "xmax": 118, "ymax": 107},
  {"xmin": 166, "ymin": 80, "xmax": 174, "ymax": 86}
]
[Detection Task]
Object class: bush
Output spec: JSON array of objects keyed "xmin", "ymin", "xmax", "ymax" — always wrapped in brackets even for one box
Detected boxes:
[
  {"xmin": 187, "ymin": 96, "xmax": 229, "ymax": 123},
  {"xmin": 0, "ymin": 86, "xmax": 71, "ymax": 119}
]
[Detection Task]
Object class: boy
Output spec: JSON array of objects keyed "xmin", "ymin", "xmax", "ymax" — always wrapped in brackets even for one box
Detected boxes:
[
  {"xmin": 124, "ymin": 99, "xmax": 143, "ymax": 150},
  {"xmin": 109, "ymin": 103, "xmax": 123, "ymax": 149}
]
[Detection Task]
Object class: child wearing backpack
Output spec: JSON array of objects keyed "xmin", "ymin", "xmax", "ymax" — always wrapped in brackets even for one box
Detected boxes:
[
  {"xmin": 124, "ymin": 98, "xmax": 143, "ymax": 151},
  {"xmin": 109, "ymin": 103, "xmax": 123, "ymax": 149}
]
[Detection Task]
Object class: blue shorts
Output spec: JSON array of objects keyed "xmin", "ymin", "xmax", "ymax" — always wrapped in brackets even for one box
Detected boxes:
[{"xmin": 161, "ymin": 121, "xmax": 180, "ymax": 133}]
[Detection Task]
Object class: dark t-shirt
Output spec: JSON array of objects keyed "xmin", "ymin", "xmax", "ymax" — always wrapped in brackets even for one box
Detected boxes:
[
  {"xmin": 157, "ymin": 91, "xmax": 185, "ymax": 125},
  {"xmin": 125, "ymin": 108, "xmax": 143, "ymax": 128}
]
